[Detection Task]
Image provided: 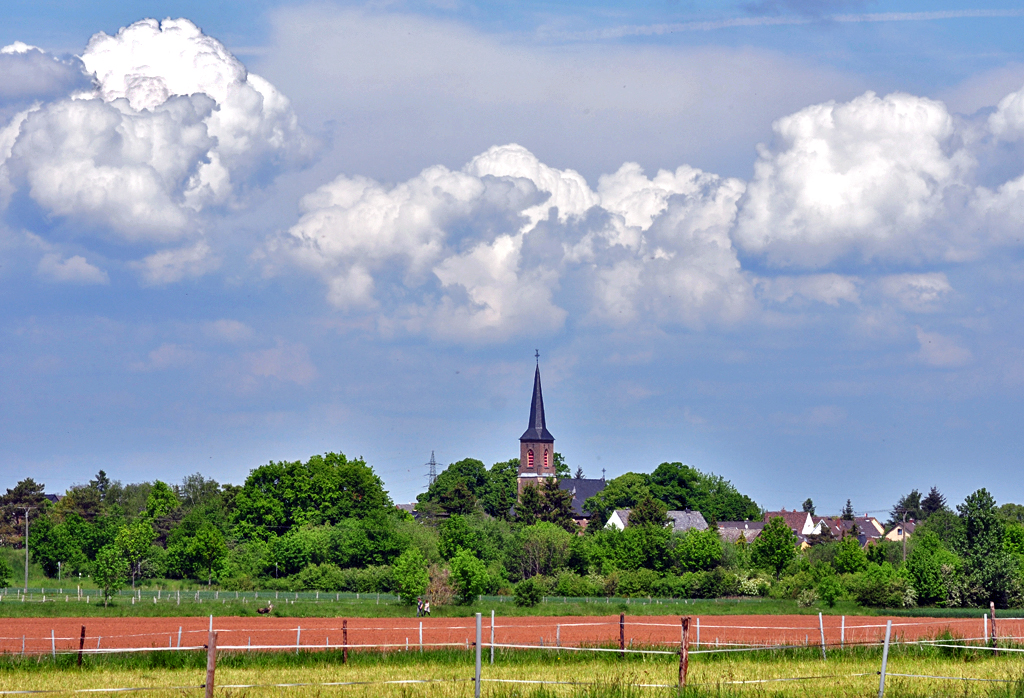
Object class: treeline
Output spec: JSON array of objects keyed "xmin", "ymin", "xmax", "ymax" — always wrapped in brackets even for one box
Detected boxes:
[{"xmin": 2, "ymin": 453, "xmax": 1024, "ymax": 609}]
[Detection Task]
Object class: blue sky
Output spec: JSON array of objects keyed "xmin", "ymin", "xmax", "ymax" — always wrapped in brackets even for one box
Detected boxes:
[{"xmin": 2, "ymin": 0, "xmax": 1024, "ymax": 517}]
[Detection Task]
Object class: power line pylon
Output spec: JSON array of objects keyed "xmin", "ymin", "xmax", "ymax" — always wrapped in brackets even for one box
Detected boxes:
[{"xmin": 426, "ymin": 451, "xmax": 438, "ymax": 486}]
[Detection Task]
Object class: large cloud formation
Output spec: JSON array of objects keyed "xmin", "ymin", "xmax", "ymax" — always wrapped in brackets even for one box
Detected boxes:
[
  {"xmin": 0, "ymin": 18, "xmax": 311, "ymax": 277},
  {"xmin": 281, "ymin": 144, "xmax": 751, "ymax": 340},
  {"xmin": 279, "ymin": 81, "xmax": 1024, "ymax": 341}
]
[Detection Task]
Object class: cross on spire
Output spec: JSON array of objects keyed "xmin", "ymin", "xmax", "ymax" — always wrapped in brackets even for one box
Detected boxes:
[{"xmin": 535, "ymin": 349, "xmax": 539, "ymax": 364}]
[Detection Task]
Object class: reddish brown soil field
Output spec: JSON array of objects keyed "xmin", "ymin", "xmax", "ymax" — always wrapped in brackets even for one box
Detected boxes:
[{"xmin": 1, "ymin": 615, "xmax": 1018, "ymax": 655}]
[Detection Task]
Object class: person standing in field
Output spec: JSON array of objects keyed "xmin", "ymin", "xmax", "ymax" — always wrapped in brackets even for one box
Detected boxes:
[
  {"xmin": 424, "ymin": 599, "xmax": 431, "ymax": 616},
  {"xmin": 416, "ymin": 598, "xmax": 422, "ymax": 617}
]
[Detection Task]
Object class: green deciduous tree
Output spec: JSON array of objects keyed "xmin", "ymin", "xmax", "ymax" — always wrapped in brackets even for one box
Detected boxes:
[
  {"xmin": 233, "ymin": 453, "xmax": 392, "ymax": 537},
  {"xmin": 145, "ymin": 481, "xmax": 179, "ymax": 520},
  {"xmin": 672, "ymin": 528, "xmax": 723, "ymax": 572},
  {"xmin": 93, "ymin": 544, "xmax": 128, "ymax": 606},
  {"xmin": 649, "ymin": 462, "xmax": 760, "ymax": 524},
  {"xmin": 906, "ymin": 530, "xmax": 960, "ymax": 605},
  {"xmin": 751, "ymin": 516, "xmax": 796, "ymax": 578},
  {"xmin": 481, "ymin": 459, "xmax": 518, "ymax": 520},
  {"xmin": 184, "ymin": 526, "xmax": 227, "ymax": 585},
  {"xmin": 0, "ymin": 556, "xmax": 12, "ymax": 587},
  {"xmin": 393, "ymin": 547, "xmax": 430, "ymax": 605},
  {"xmin": 450, "ymin": 548, "xmax": 487, "ymax": 604},
  {"xmin": 439, "ymin": 515, "xmax": 476, "ymax": 561},
  {"xmin": 832, "ymin": 536, "xmax": 868, "ymax": 574},
  {"xmin": 583, "ymin": 473, "xmax": 652, "ymax": 528},
  {"xmin": 115, "ymin": 520, "xmax": 155, "ymax": 587},
  {"xmin": 956, "ymin": 488, "xmax": 1019, "ymax": 607},
  {"xmin": 802, "ymin": 499, "xmax": 815, "ymax": 515}
]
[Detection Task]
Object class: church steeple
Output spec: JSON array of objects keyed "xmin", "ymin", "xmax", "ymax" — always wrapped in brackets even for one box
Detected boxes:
[
  {"xmin": 520, "ymin": 363, "xmax": 554, "ymax": 442},
  {"xmin": 518, "ymin": 356, "xmax": 555, "ymax": 489}
]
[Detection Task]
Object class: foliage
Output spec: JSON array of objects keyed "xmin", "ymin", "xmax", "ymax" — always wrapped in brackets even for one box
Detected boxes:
[
  {"xmin": 751, "ymin": 517, "xmax": 796, "ymax": 578},
  {"xmin": 233, "ymin": 453, "xmax": 392, "ymax": 537},
  {"xmin": 514, "ymin": 576, "xmax": 544, "ymax": 606},
  {"xmin": 115, "ymin": 520, "xmax": 156, "ymax": 587},
  {"xmin": 801, "ymin": 498, "xmax": 815, "ymax": 515},
  {"xmin": 889, "ymin": 489, "xmax": 922, "ymax": 525},
  {"xmin": 816, "ymin": 575, "xmax": 844, "ymax": 607},
  {"xmin": 906, "ymin": 530, "xmax": 960, "ymax": 605},
  {"xmin": 537, "ymin": 478, "xmax": 577, "ymax": 532},
  {"xmin": 583, "ymin": 473, "xmax": 652, "ymax": 528},
  {"xmin": 481, "ymin": 460, "xmax": 518, "ymax": 520},
  {"xmin": 0, "ymin": 555, "xmax": 12, "ymax": 587},
  {"xmin": 145, "ymin": 481, "xmax": 180, "ymax": 520},
  {"xmin": 438, "ymin": 515, "xmax": 475, "ymax": 561},
  {"xmin": 627, "ymin": 496, "xmax": 668, "ymax": 528},
  {"xmin": 921, "ymin": 487, "xmax": 947, "ymax": 519},
  {"xmin": 672, "ymin": 529, "xmax": 723, "ymax": 572},
  {"xmin": 956, "ymin": 488, "xmax": 1019, "ymax": 607},
  {"xmin": 832, "ymin": 536, "xmax": 868, "ymax": 574},
  {"xmin": 92, "ymin": 544, "xmax": 128, "ymax": 605},
  {"xmin": 449, "ymin": 548, "xmax": 487, "ymax": 604},
  {"xmin": 848, "ymin": 562, "xmax": 916, "ymax": 608},
  {"xmin": 648, "ymin": 462, "xmax": 760, "ymax": 524},
  {"xmin": 841, "ymin": 500, "xmax": 854, "ymax": 521},
  {"xmin": 514, "ymin": 522, "xmax": 573, "ymax": 579},
  {"xmin": 392, "ymin": 547, "xmax": 429, "ymax": 604}
]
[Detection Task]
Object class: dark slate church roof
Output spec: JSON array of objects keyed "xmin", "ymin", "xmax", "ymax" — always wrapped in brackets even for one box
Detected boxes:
[
  {"xmin": 520, "ymin": 364, "xmax": 555, "ymax": 442},
  {"xmin": 558, "ymin": 478, "xmax": 607, "ymax": 516}
]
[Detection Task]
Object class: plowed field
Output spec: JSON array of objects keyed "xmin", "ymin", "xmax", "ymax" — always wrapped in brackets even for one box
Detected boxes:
[{"xmin": 1, "ymin": 614, "xmax": 1015, "ymax": 655}]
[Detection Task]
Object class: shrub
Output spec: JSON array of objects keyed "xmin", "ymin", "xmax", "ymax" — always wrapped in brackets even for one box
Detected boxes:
[
  {"xmin": 849, "ymin": 562, "xmax": 916, "ymax": 608},
  {"xmin": 738, "ymin": 575, "xmax": 770, "ymax": 597},
  {"xmin": 817, "ymin": 575, "xmax": 844, "ymax": 607},
  {"xmin": 514, "ymin": 577, "xmax": 544, "ymax": 607},
  {"xmin": 393, "ymin": 548, "xmax": 429, "ymax": 604},
  {"xmin": 450, "ymin": 549, "xmax": 487, "ymax": 604},
  {"xmin": 553, "ymin": 571, "xmax": 601, "ymax": 597},
  {"xmin": 616, "ymin": 568, "xmax": 660, "ymax": 597},
  {"xmin": 796, "ymin": 588, "xmax": 818, "ymax": 607},
  {"xmin": 832, "ymin": 537, "xmax": 868, "ymax": 574}
]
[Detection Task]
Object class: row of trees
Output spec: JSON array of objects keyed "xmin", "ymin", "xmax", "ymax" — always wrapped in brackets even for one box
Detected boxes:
[{"xmin": 3, "ymin": 453, "xmax": 1024, "ymax": 608}]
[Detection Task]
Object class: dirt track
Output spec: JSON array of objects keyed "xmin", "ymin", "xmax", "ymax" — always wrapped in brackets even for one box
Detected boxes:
[{"xmin": 1, "ymin": 614, "xmax": 1016, "ymax": 655}]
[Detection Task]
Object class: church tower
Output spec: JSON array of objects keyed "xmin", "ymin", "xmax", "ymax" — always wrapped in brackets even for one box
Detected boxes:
[{"xmin": 518, "ymin": 356, "xmax": 555, "ymax": 493}]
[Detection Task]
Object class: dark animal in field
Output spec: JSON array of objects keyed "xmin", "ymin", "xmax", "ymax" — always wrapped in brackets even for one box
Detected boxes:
[{"xmin": 257, "ymin": 602, "xmax": 274, "ymax": 614}]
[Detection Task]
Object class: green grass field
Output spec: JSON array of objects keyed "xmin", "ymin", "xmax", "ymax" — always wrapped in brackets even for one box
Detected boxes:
[{"xmin": 2, "ymin": 640, "xmax": 1024, "ymax": 697}]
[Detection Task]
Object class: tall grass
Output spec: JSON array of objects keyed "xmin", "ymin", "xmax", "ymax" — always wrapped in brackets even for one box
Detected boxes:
[{"xmin": 2, "ymin": 640, "xmax": 1024, "ymax": 697}]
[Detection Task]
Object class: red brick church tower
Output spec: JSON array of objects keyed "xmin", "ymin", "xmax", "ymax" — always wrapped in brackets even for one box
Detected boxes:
[{"xmin": 518, "ymin": 355, "xmax": 555, "ymax": 493}]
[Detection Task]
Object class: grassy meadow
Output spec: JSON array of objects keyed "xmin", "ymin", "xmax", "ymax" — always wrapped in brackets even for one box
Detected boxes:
[{"xmin": 3, "ymin": 640, "xmax": 1024, "ymax": 697}]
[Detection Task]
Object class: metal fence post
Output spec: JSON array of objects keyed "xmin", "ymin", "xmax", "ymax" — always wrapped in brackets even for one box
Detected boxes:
[
  {"xmin": 877, "ymin": 620, "xmax": 891, "ymax": 698},
  {"xmin": 419, "ymin": 621, "xmax": 423, "ymax": 653},
  {"xmin": 818, "ymin": 612, "xmax": 826, "ymax": 660},
  {"xmin": 490, "ymin": 610, "xmax": 495, "ymax": 665},
  {"xmin": 475, "ymin": 613, "xmax": 482, "ymax": 698},
  {"xmin": 841, "ymin": 616, "xmax": 845, "ymax": 648},
  {"xmin": 696, "ymin": 617, "xmax": 700, "ymax": 649},
  {"xmin": 177, "ymin": 627, "xmax": 182, "ymax": 648},
  {"xmin": 51, "ymin": 629, "xmax": 55, "ymax": 659},
  {"xmin": 296, "ymin": 626, "xmax": 301, "ymax": 654}
]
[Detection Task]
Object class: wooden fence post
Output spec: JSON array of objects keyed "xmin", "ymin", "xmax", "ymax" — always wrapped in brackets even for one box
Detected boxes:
[
  {"xmin": 619, "ymin": 613, "xmax": 625, "ymax": 658},
  {"xmin": 679, "ymin": 617, "xmax": 690, "ymax": 688},
  {"xmin": 990, "ymin": 602, "xmax": 999, "ymax": 656},
  {"xmin": 205, "ymin": 631, "xmax": 218, "ymax": 698},
  {"xmin": 342, "ymin": 620, "xmax": 348, "ymax": 664},
  {"xmin": 77, "ymin": 626, "xmax": 85, "ymax": 667}
]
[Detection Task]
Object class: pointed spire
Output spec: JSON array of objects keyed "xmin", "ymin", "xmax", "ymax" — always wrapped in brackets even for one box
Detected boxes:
[{"xmin": 520, "ymin": 361, "xmax": 554, "ymax": 442}]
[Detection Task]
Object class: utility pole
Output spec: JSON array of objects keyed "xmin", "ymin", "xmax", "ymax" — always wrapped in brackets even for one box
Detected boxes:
[{"xmin": 22, "ymin": 506, "xmax": 35, "ymax": 593}]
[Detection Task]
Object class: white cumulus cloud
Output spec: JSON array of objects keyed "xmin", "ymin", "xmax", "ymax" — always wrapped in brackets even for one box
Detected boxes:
[
  {"xmin": 1, "ymin": 18, "xmax": 312, "ymax": 248},
  {"xmin": 280, "ymin": 144, "xmax": 752, "ymax": 340},
  {"xmin": 734, "ymin": 91, "xmax": 974, "ymax": 266}
]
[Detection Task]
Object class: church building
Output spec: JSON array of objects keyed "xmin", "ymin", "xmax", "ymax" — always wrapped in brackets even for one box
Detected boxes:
[
  {"xmin": 517, "ymin": 357, "xmax": 607, "ymax": 525},
  {"xmin": 517, "ymin": 361, "xmax": 556, "ymax": 493}
]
